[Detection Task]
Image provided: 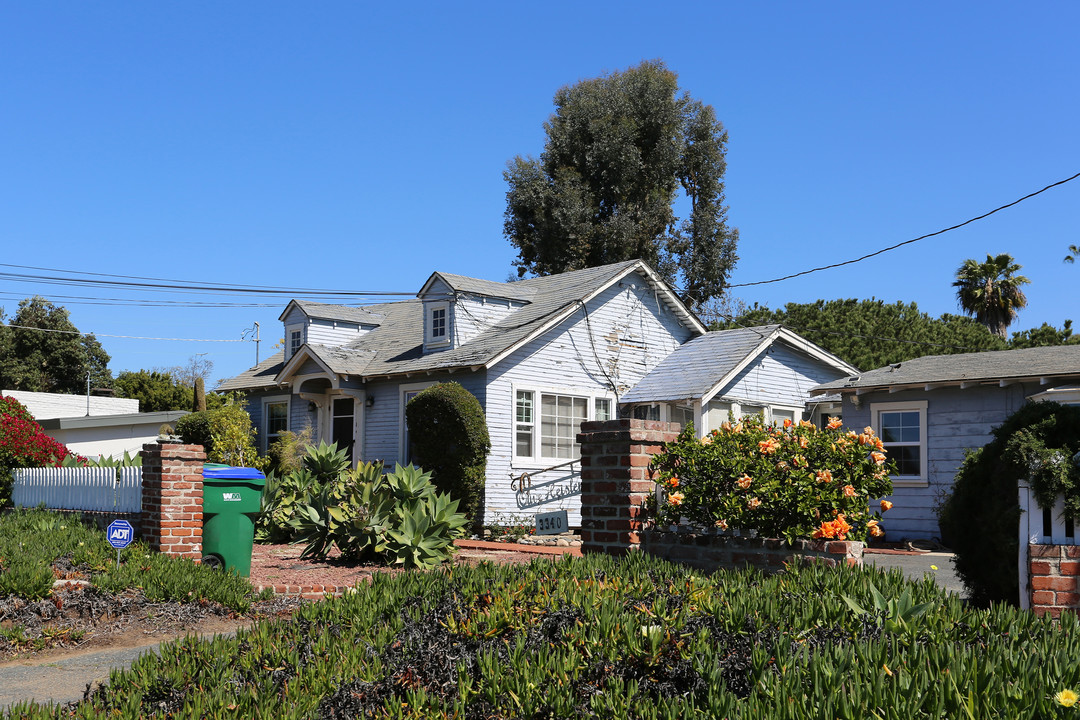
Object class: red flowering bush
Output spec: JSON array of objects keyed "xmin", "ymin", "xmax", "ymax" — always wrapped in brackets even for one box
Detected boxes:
[
  {"xmin": 0, "ymin": 396, "xmax": 80, "ymax": 505},
  {"xmin": 650, "ymin": 415, "xmax": 896, "ymax": 543}
]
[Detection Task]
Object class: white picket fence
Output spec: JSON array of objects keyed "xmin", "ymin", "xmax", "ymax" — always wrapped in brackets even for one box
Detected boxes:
[
  {"xmin": 1017, "ymin": 482, "xmax": 1078, "ymax": 610},
  {"xmin": 11, "ymin": 466, "xmax": 142, "ymax": 514}
]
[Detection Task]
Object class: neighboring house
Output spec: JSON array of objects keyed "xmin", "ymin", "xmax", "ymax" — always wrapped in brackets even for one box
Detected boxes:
[
  {"xmin": 619, "ymin": 325, "xmax": 858, "ymax": 432},
  {"xmin": 219, "ymin": 260, "xmax": 705, "ymax": 525},
  {"xmin": 811, "ymin": 345, "xmax": 1080, "ymax": 541},
  {"xmin": 37, "ymin": 411, "xmax": 188, "ymax": 460},
  {"xmin": 2, "ymin": 390, "xmax": 138, "ymax": 419},
  {"xmin": 1, "ymin": 389, "xmax": 185, "ymax": 459}
]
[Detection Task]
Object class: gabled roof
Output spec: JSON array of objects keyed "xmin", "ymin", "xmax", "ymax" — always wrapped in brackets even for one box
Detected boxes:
[
  {"xmin": 621, "ymin": 325, "xmax": 858, "ymax": 404},
  {"xmin": 222, "ymin": 260, "xmax": 705, "ymax": 391},
  {"xmin": 811, "ymin": 344, "xmax": 1080, "ymax": 395},
  {"xmin": 278, "ymin": 299, "xmax": 384, "ymax": 326},
  {"xmin": 417, "ymin": 272, "xmax": 537, "ymax": 302}
]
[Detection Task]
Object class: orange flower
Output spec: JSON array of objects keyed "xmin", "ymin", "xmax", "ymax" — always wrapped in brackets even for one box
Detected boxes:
[
  {"xmin": 867, "ymin": 519, "xmax": 884, "ymax": 538},
  {"xmin": 797, "ymin": 435, "xmax": 809, "ymax": 449},
  {"xmin": 843, "ymin": 485, "xmax": 857, "ymax": 498},
  {"xmin": 720, "ymin": 421, "xmax": 732, "ymax": 433},
  {"xmin": 874, "ymin": 438, "xmax": 884, "ymax": 451},
  {"xmin": 667, "ymin": 476, "xmax": 680, "ymax": 489},
  {"xmin": 827, "ymin": 417, "xmax": 843, "ymax": 429},
  {"xmin": 880, "ymin": 500, "xmax": 893, "ymax": 512},
  {"xmin": 736, "ymin": 474, "xmax": 752, "ymax": 490},
  {"xmin": 870, "ymin": 451, "xmax": 886, "ymax": 465},
  {"xmin": 747, "ymin": 497, "xmax": 761, "ymax": 510},
  {"xmin": 863, "ymin": 426, "xmax": 875, "ymax": 436},
  {"xmin": 783, "ymin": 418, "xmax": 793, "ymax": 428},
  {"xmin": 799, "ymin": 420, "xmax": 814, "ymax": 428},
  {"xmin": 758, "ymin": 438, "xmax": 779, "ymax": 455},
  {"xmin": 816, "ymin": 469, "xmax": 833, "ymax": 483},
  {"xmin": 715, "ymin": 518, "xmax": 729, "ymax": 530},
  {"xmin": 792, "ymin": 454, "xmax": 807, "ymax": 468},
  {"xmin": 668, "ymin": 492, "xmax": 684, "ymax": 506},
  {"xmin": 813, "ymin": 514, "xmax": 852, "ymax": 540}
]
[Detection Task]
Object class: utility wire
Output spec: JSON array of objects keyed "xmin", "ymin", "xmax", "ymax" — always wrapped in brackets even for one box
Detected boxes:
[
  {"xmin": 4, "ymin": 323, "xmax": 248, "ymax": 343},
  {"xmin": 0, "ymin": 262, "xmax": 412, "ymax": 297},
  {"xmin": 730, "ymin": 170, "xmax": 1080, "ymax": 288}
]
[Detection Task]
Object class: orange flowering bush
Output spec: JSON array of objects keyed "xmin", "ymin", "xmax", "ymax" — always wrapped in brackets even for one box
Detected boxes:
[{"xmin": 650, "ymin": 415, "xmax": 895, "ymax": 542}]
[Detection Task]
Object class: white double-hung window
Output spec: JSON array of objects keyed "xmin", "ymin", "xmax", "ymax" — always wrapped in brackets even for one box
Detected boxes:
[
  {"xmin": 871, "ymin": 400, "xmax": 928, "ymax": 486},
  {"xmin": 515, "ymin": 389, "xmax": 611, "ymax": 462}
]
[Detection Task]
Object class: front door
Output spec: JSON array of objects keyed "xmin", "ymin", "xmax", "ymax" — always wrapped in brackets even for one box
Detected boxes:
[{"xmin": 331, "ymin": 397, "xmax": 355, "ymax": 462}]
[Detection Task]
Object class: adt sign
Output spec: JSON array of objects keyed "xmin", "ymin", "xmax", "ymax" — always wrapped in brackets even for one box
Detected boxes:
[{"xmin": 107, "ymin": 519, "xmax": 135, "ymax": 549}]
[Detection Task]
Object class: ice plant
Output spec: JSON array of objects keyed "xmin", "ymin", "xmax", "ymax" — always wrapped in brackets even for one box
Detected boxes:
[{"xmin": 1055, "ymin": 689, "xmax": 1079, "ymax": 707}]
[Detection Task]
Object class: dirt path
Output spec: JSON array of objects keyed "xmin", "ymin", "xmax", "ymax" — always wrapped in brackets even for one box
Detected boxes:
[{"xmin": 0, "ymin": 618, "xmax": 250, "ymax": 711}]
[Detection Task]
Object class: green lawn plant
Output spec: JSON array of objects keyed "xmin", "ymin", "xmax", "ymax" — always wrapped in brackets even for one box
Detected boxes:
[
  {"xmin": 289, "ymin": 460, "xmax": 469, "ymax": 569},
  {"xmin": 0, "ymin": 507, "xmax": 263, "ymax": 612},
  {"xmin": 7, "ymin": 552, "xmax": 1080, "ymax": 718},
  {"xmin": 651, "ymin": 416, "xmax": 895, "ymax": 542}
]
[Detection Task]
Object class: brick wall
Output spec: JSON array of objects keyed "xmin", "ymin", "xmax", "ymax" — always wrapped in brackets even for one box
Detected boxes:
[
  {"xmin": 577, "ymin": 419, "xmax": 864, "ymax": 573},
  {"xmin": 1029, "ymin": 544, "xmax": 1080, "ymax": 618},
  {"xmin": 644, "ymin": 530, "xmax": 863, "ymax": 573},
  {"xmin": 140, "ymin": 442, "xmax": 205, "ymax": 559},
  {"xmin": 577, "ymin": 419, "xmax": 680, "ymax": 556}
]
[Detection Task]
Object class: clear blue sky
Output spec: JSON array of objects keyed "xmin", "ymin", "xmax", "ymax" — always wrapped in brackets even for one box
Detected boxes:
[{"xmin": 1, "ymin": 2, "xmax": 1077, "ymax": 386}]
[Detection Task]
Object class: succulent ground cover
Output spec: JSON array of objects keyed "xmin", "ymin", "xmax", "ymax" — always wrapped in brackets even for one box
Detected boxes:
[
  {"xmin": 6, "ymin": 553, "xmax": 1080, "ymax": 718},
  {"xmin": 0, "ymin": 509, "xmax": 293, "ymax": 657}
]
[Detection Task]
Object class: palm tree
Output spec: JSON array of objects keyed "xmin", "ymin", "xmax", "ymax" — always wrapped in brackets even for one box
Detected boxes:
[
  {"xmin": 953, "ymin": 253, "xmax": 1030, "ymax": 338},
  {"xmin": 1065, "ymin": 245, "xmax": 1080, "ymax": 264}
]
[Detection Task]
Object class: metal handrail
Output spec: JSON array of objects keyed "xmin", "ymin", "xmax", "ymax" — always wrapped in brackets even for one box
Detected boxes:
[{"xmin": 510, "ymin": 459, "xmax": 579, "ymax": 493}]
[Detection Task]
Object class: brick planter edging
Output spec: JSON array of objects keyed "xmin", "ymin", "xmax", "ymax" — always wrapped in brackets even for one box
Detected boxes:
[
  {"xmin": 642, "ymin": 529, "xmax": 864, "ymax": 574},
  {"xmin": 1029, "ymin": 544, "xmax": 1080, "ymax": 618},
  {"xmin": 253, "ymin": 583, "xmax": 354, "ymax": 600}
]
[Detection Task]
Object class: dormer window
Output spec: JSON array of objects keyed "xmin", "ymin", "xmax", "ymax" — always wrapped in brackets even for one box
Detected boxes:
[
  {"xmin": 286, "ymin": 324, "xmax": 304, "ymax": 359},
  {"xmin": 432, "ymin": 308, "xmax": 446, "ymax": 339},
  {"xmin": 426, "ymin": 302, "xmax": 450, "ymax": 348}
]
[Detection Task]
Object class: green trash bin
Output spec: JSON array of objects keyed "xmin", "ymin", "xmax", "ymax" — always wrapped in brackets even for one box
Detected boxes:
[{"xmin": 201, "ymin": 465, "xmax": 266, "ymax": 577}]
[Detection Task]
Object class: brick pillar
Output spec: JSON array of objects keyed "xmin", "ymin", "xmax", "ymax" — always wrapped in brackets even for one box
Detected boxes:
[
  {"xmin": 1029, "ymin": 544, "xmax": 1080, "ymax": 619},
  {"xmin": 141, "ymin": 442, "xmax": 205, "ymax": 559},
  {"xmin": 577, "ymin": 419, "xmax": 681, "ymax": 556}
]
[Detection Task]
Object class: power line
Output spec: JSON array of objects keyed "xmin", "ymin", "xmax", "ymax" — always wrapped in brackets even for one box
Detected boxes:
[
  {"xmin": 730, "ymin": 170, "xmax": 1080, "ymax": 288},
  {"xmin": 5, "ymin": 323, "xmax": 249, "ymax": 343},
  {"xmin": 0, "ymin": 261, "xmax": 413, "ymax": 297}
]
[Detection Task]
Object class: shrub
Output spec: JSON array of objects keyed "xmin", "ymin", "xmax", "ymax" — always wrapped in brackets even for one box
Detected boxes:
[
  {"xmin": 255, "ymin": 440, "xmax": 346, "ymax": 544},
  {"xmin": 267, "ymin": 424, "xmax": 315, "ymax": 476},
  {"xmin": 405, "ymin": 382, "xmax": 491, "ymax": 533},
  {"xmin": 0, "ymin": 396, "xmax": 80, "ymax": 505},
  {"xmin": 289, "ymin": 456, "xmax": 469, "ymax": 568},
  {"xmin": 939, "ymin": 401, "xmax": 1080, "ymax": 607},
  {"xmin": 650, "ymin": 416, "xmax": 895, "ymax": 542},
  {"xmin": 175, "ymin": 395, "xmax": 266, "ymax": 470}
]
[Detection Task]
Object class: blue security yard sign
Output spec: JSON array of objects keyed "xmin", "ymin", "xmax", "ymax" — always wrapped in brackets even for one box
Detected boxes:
[{"xmin": 107, "ymin": 519, "xmax": 135, "ymax": 549}]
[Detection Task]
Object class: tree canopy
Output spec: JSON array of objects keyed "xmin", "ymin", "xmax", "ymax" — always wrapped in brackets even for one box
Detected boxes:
[
  {"xmin": 114, "ymin": 365, "xmax": 225, "ymax": 412},
  {"xmin": 714, "ymin": 299, "xmax": 1007, "ymax": 371},
  {"xmin": 0, "ymin": 297, "xmax": 112, "ymax": 394},
  {"xmin": 504, "ymin": 60, "xmax": 738, "ymax": 307},
  {"xmin": 716, "ymin": 298, "xmax": 1076, "ymax": 371},
  {"xmin": 953, "ymin": 253, "xmax": 1030, "ymax": 338}
]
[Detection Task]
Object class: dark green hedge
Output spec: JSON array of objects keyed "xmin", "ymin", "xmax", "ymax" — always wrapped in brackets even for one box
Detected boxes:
[
  {"xmin": 938, "ymin": 401, "xmax": 1080, "ymax": 606},
  {"xmin": 405, "ymin": 382, "xmax": 491, "ymax": 532}
]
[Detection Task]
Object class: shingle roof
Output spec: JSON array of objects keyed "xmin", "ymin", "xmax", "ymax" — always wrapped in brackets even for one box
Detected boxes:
[
  {"xmin": 284, "ymin": 300, "xmax": 384, "ymax": 325},
  {"xmin": 425, "ymin": 273, "xmax": 537, "ymax": 302},
  {"xmin": 217, "ymin": 351, "xmax": 286, "ymax": 392},
  {"xmin": 620, "ymin": 326, "xmax": 781, "ymax": 403},
  {"xmin": 812, "ymin": 345, "xmax": 1080, "ymax": 394},
  {"xmin": 222, "ymin": 260, "xmax": 702, "ymax": 390}
]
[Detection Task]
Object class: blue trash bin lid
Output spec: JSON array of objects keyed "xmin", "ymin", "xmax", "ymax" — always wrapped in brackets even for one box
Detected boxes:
[{"xmin": 202, "ymin": 466, "xmax": 266, "ymax": 480}]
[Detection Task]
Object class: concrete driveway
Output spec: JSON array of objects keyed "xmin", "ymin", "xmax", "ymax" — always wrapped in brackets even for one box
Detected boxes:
[{"xmin": 864, "ymin": 550, "xmax": 966, "ymax": 598}]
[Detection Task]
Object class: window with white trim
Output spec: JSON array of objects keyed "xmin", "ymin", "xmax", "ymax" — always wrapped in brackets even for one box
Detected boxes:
[
  {"xmin": 514, "ymin": 389, "xmax": 611, "ymax": 461},
  {"xmin": 262, "ymin": 396, "xmax": 289, "ymax": 452},
  {"xmin": 286, "ymin": 324, "xmax": 304, "ymax": 359},
  {"xmin": 872, "ymin": 400, "xmax": 928, "ymax": 486},
  {"xmin": 426, "ymin": 302, "xmax": 450, "ymax": 347}
]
